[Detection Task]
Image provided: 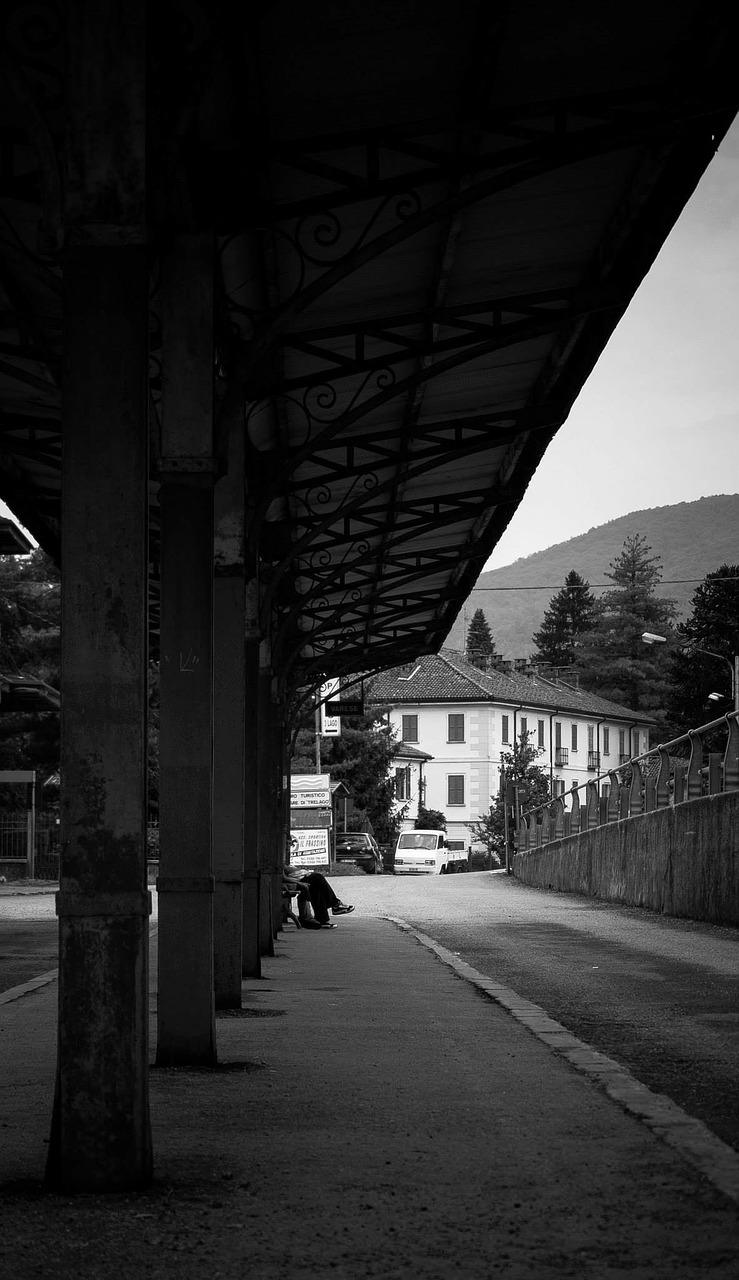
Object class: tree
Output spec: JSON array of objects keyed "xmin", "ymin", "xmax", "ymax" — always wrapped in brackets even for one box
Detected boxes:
[
  {"xmin": 415, "ymin": 806, "xmax": 446, "ymax": 831},
  {"xmin": 290, "ymin": 701, "xmax": 403, "ymax": 845},
  {"xmin": 0, "ymin": 549, "xmax": 60, "ymax": 791},
  {"xmin": 532, "ymin": 569, "xmax": 596, "ymax": 667},
  {"xmin": 576, "ymin": 535, "xmax": 677, "ymax": 730},
  {"xmin": 468, "ymin": 731, "xmax": 551, "ymax": 865},
  {"xmin": 465, "ymin": 608, "xmax": 498, "ymax": 670},
  {"xmin": 666, "ymin": 563, "xmax": 739, "ymax": 733}
]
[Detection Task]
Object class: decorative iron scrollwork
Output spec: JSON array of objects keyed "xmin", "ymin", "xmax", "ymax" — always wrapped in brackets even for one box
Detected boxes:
[{"xmin": 293, "ymin": 188, "xmax": 423, "ymax": 270}]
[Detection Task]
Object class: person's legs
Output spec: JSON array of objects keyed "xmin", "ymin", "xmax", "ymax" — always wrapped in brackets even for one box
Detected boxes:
[
  {"xmin": 294, "ymin": 884, "xmax": 312, "ymax": 917},
  {"xmin": 306, "ymin": 872, "xmax": 354, "ymax": 921},
  {"xmin": 306, "ymin": 873, "xmax": 332, "ymax": 924}
]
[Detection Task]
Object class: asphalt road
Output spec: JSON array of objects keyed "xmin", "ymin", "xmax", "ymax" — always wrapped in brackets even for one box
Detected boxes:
[
  {"xmin": 346, "ymin": 869, "xmax": 739, "ymax": 1153},
  {"xmin": 3, "ymin": 872, "xmax": 738, "ymax": 1158},
  {"xmin": 0, "ymin": 893, "xmax": 58, "ymax": 994}
]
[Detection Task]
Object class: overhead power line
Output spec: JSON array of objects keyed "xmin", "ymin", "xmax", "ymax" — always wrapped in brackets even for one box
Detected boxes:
[{"xmin": 472, "ymin": 576, "xmax": 739, "ymax": 592}]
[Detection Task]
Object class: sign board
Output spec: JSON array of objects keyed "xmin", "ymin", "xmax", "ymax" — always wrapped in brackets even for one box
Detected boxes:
[
  {"xmin": 325, "ymin": 699, "xmax": 364, "ymax": 717},
  {"xmin": 290, "ymin": 827, "xmax": 330, "ymax": 866},
  {"xmin": 290, "ymin": 773, "xmax": 331, "ymax": 808},
  {"xmin": 320, "ymin": 678, "xmax": 341, "ymax": 737},
  {"xmin": 290, "ymin": 808, "xmax": 332, "ymax": 829}
]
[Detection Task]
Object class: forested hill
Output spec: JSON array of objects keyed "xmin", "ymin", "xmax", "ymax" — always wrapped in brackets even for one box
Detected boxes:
[{"xmin": 446, "ymin": 494, "xmax": 739, "ymax": 660}]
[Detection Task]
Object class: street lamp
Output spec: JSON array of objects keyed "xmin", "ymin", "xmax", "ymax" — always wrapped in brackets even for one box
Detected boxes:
[{"xmin": 641, "ymin": 632, "xmax": 739, "ymax": 714}]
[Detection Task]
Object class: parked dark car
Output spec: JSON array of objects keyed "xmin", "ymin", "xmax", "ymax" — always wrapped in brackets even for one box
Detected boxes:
[{"xmin": 335, "ymin": 832, "xmax": 383, "ymax": 874}]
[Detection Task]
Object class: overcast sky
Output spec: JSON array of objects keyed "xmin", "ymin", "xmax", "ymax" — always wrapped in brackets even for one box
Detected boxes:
[{"xmin": 485, "ymin": 116, "xmax": 739, "ymax": 571}]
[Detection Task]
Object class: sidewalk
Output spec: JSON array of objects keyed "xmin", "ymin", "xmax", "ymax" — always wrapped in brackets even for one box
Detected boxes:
[{"xmin": 1, "ymin": 915, "xmax": 738, "ymax": 1279}]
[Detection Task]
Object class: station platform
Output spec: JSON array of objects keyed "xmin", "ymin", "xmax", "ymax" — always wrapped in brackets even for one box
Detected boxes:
[{"xmin": 1, "ymin": 907, "xmax": 738, "ymax": 1278}]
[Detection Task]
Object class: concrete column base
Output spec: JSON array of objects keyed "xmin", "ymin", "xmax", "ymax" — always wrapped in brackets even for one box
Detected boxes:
[
  {"xmin": 156, "ymin": 882, "xmax": 216, "ymax": 1066},
  {"xmin": 242, "ymin": 871, "xmax": 261, "ymax": 977},
  {"xmin": 259, "ymin": 872, "xmax": 275, "ymax": 956},
  {"xmin": 46, "ymin": 903, "xmax": 152, "ymax": 1191},
  {"xmin": 271, "ymin": 871, "xmax": 282, "ymax": 939},
  {"xmin": 214, "ymin": 878, "xmax": 243, "ymax": 1009}
]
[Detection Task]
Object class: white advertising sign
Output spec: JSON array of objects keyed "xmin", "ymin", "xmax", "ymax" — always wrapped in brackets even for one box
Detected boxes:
[
  {"xmin": 290, "ymin": 828, "xmax": 330, "ymax": 866},
  {"xmin": 320, "ymin": 678, "xmax": 341, "ymax": 737},
  {"xmin": 290, "ymin": 773, "xmax": 331, "ymax": 808}
]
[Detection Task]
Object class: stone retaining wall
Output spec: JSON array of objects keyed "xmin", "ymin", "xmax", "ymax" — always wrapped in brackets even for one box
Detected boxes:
[{"xmin": 513, "ymin": 789, "xmax": 739, "ymax": 927}]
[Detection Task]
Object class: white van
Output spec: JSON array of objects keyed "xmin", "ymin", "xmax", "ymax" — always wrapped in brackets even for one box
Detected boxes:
[{"xmin": 393, "ymin": 830, "xmax": 468, "ymax": 875}]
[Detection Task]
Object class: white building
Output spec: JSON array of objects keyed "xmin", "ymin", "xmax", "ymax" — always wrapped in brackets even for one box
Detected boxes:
[{"xmin": 369, "ymin": 649, "xmax": 655, "ymax": 851}]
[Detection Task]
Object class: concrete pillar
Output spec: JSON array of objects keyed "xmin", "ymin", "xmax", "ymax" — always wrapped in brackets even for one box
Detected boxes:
[
  {"xmin": 213, "ymin": 440, "xmax": 246, "ymax": 1005},
  {"xmin": 272, "ymin": 702, "xmax": 288, "ymax": 934},
  {"xmin": 46, "ymin": 0, "xmax": 151, "ymax": 1193},
  {"xmin": 242, "ymin": 581, "xmax": 261, "ymax": 976},
  {"xmin": 258, "ymin": 638, "xmax": 276, "ymax": 955},
  {"xmin": 156, "ymin": 234, "xmax": 217, "ymax": 1066},
  {"xmin": 49, "ymin": 241, "xmax": 152, "ymax": 1191}
]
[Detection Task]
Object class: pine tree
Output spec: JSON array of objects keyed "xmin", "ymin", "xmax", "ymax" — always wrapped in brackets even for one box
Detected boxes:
[
  {"xmin": 576, "ymin": 535, "xmax": 677, "ymax": 726},
  {"xmin": 666, "ymin": 564, "xmax": 739, "ymax": 733},
  {"xmin": 466, "ymin": 608, "xmax": 498, "ymax": 670},
  {"xmin": 532, "ymin": 569, "xmax": 596, "ymax": 667}
]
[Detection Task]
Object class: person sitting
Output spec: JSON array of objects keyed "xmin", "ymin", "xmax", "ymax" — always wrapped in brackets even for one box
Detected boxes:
[{"xmin": 282, "ymin": 863, "xmax": 354, "ymax": 929}]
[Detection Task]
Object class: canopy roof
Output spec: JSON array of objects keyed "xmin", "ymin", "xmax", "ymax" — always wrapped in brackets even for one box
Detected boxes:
[{"xmin": 0, "ymin": 3, "xmax": 735, "ymax": 691}]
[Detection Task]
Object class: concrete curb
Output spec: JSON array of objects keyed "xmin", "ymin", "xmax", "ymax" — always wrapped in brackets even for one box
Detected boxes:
[
  {"xmin": 0, "ymin": 885, "xmax": 58, "ymax": 896},
  {"xmin": 0, "ymin": 924, "xmax": 158, "ymax": 1007},
  {"xmin": 0, "ymin": 969, "xmax": 58, "ymax": 1005},
  {"xmin": 387, "ymin": 915, "xmax": 739, "ymax": 1207}
]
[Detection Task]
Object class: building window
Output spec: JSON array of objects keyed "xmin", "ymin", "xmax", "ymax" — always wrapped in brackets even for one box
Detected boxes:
[
  {"xmin": 395, "ymin": 767, "xmax": 411, "ymax": 800},
  {"xmin": 632, "ymin": 730, "xmax": 640, "ymax": 757},
  {"xmin": 520, "ymin": 716, "xmax": 528, "ymax": 740},
  {"xmin": 537, "ymin": 719, "xmax": 545, "ymax": 748},
  {"xmin": 587, "ymin": 725, "xmax": 594, "ymax": 750},
  {"xmin": 501, "ymin": 714, "xmax": 509, "ymax": 744},
  {"xmin": 571, "ymin": 724, "xmax": 578, "ymax": 752},
  {"xmin": 402, "ymin": 714, "xmax": 418, "ymax": 743},
  {"xmin": 447, "ymin": 775, "xmax": 465, "ymax": 805},
  {"xmin": 555, "ymin": 721, "xmax": 562, "ymax": 749},
  {"xmin": 447, "ymin": 713, "xmax": 465, "ymax": 743},
  {"xmin": 603, "ymin": 727, "xmax": 610, "ymax": 755},
  {"xmin": 618, "ymin": 728, "xmax": 627, "ymax": 763}
]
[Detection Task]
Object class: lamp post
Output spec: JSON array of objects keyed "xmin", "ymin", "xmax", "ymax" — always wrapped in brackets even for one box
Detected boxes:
[{"xmin": 641, "ymin": 632, "xmax": 739, "ymax": 714}]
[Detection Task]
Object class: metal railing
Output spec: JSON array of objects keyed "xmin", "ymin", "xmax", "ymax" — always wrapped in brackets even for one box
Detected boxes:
[
  {"xmin": 0, "ymin": 816, "xmax": 160, "ymax": 878},
  {"xmin": 517, "ymin": 711, "xmax": 739, "ymax": 853},
  {"xmin": 555, "ymin": 747, "xmax": 569, "ymax": 766},
  {"xmin": 0, "ymin": 812, "xmax": 59, "ymax": 878}
]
